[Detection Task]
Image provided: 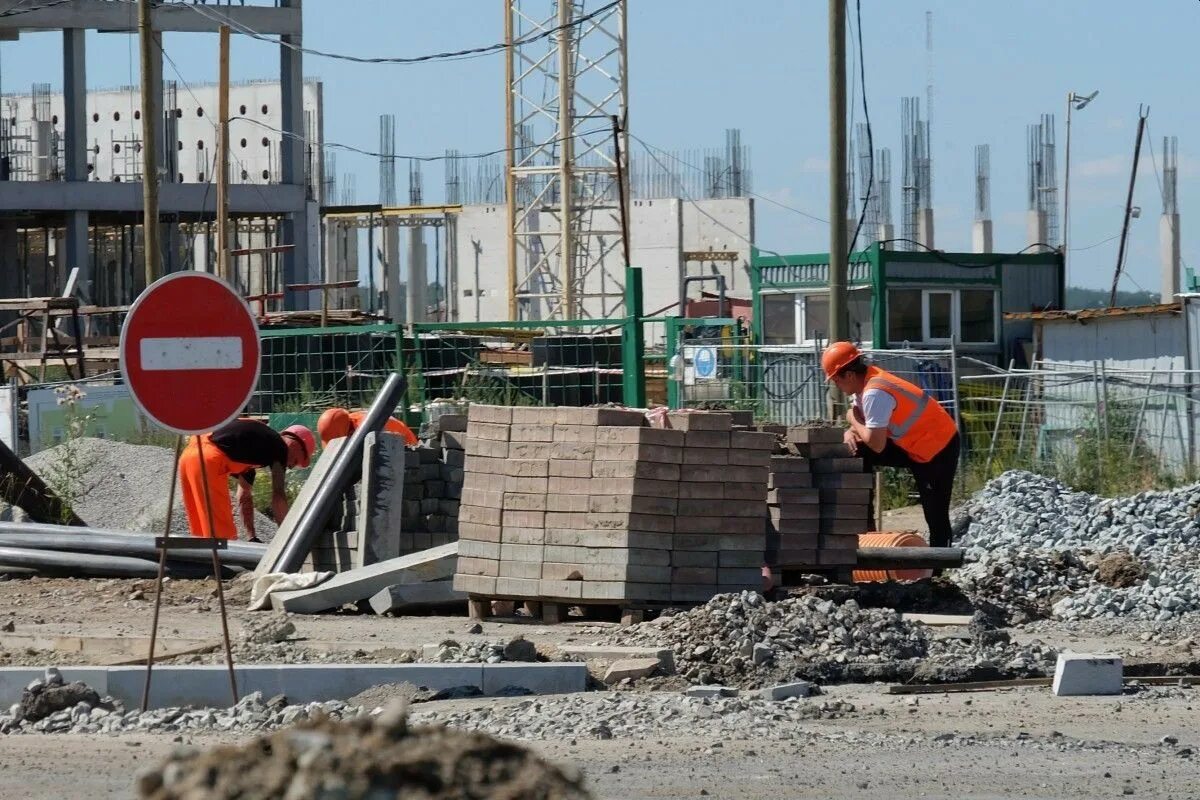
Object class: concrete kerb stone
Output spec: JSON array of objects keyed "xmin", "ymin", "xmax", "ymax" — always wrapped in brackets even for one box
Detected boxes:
[
  {"xmin": 758, "ymin": 681, "xmax": 814, "ymax": 701},
  {"xmin": 683, "ymin": 685, "xmax": 738, "ymax": 698},
  {"xmin": 0, "ymin": 663, "xmax": 588, "ymax": 709}
]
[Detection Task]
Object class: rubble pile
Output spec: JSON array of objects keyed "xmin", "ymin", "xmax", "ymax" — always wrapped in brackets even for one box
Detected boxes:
[
  {"xmin": 137, "ymin": 703, "xmax": 592, "ymax": 800},
  {"xmin": 955, "ymin": 471, "xmax": 1200, "ymax": 621},
  {"xmin": 609, "ymin": 591, "xmax": 1056, "ymax": 686}
]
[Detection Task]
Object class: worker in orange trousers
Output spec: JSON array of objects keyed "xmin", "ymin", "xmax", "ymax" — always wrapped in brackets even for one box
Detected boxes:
[
  {"xmin": 178, "ymin": 419, "xmax": 315, "ymax": 542},
  {"xmin": 823, "ymin": 341, "xmax": 960, "ymax": 548},
  {"xmin": 316, "ymin": 407, "xmax": 418, "ymax": 447}
]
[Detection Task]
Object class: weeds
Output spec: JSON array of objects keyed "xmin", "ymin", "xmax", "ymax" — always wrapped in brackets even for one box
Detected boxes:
[{"xmin": 40, "ymin": 385, "xmax": 96, "ymax": 524}]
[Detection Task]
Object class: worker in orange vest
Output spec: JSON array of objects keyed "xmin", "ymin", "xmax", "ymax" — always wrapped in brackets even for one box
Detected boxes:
[
  {"xmin": 316, "ymin": 407, "xmax": 418, "ymax": 448},
  {"xmin": 822, "ymin": 341, "xmax": 960, "ymax": 548},
  {"xmin": 178, "ymin": 419, "xmax": 316, "ymax": 542}
]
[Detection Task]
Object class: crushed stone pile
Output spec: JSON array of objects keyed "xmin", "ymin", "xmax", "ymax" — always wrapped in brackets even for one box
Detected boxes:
[
  {"xmin": 607, "ymin": 591, "xmax": 1056, "ymax": 686},
  {"xmin": 954, "ymin": 470, "xmax": 1200, "ymax": 622},
  {"xmin": 414, "ymin": 693, "xmax": 857, "ymax": 742},
  {"xmin": 137, "ymin": 702, "xmax": 592, "ymax": 800},
  {"xmin": 16, "ymin": 438, "xmax": 277, "ymax": 540}
]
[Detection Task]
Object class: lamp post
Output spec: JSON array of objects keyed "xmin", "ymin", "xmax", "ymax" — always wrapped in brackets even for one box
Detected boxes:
[{"xmin": 1063, "ymin": 89, "xmax": 1099, "ymax": 286}]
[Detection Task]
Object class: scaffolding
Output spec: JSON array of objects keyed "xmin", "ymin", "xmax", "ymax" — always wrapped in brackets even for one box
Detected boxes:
[{"xmin": 1027, "ymin": 113, "xmax": 1059, "ymax": 246}]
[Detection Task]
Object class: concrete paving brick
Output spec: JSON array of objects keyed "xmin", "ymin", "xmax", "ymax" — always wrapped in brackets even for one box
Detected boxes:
[
  {"xmin": 543, "ymin": 545, "xmax": 670, "ymax": 566},
  {"xmin": 441, "ymin": 431, "xmax": 468, "ymax": 450},
  {"xmin": 672, "ymin": 585, "xmax": 719, "ymax": 602},
  {"xmin": 682, "ymin": 447, "xmax": 729, "ymax": 465},
  {"xmin": 548, "ymin": 476, "xmax": 594, "ymax": 495},
  {"xmin": 503, "ymin": 492, "xmax": 548, "ymax": 511},
  {"xmin": 769, "ymin": 519, "xmax": 821, "ymax": 535},
  {"xmin": 677, "ymin": 481, "xmax": 723, "ymax": 499},
  {"xmin": 768, "ymin": 487, "xmax": 820, "ymax": 504},
  {"xmin": 468, "ymin": 404, "xmax": 514, "ymax": 424},
  {"xmin": 819, "ymin": 519, "xmax": 871, "ymax": 535},
  {"xmin": 458, "ymin": 539, "xmax": 502, "ymax": 559},
  {"xmin": 508, "ymin": 442, "xmax": 552, "ymax": 460},
  {"xmin": 672, "ymin": 550, "xmax": 719, "ymax": 567},
  {"xmin": 501, "ymin": 526, "xmax": 545, "ymax": 545},
  {"xmin": 818, "ymin": 504, "xmax": 876, "ymax": 520},
  {"xmin": 810, "ymin": 457, "xmax": 865, "ymax": 473},
  {"xmin": 802, "ymin": 442, "xmax": 854, "ymax": 459},
  {"xmin": 505, "ymin": 476, "xmax": 549, "ymax": 494},
  {"xmin": 495, "ymin": 577, "xmax": 541, "ymax": 596},
  {"xmin": 818, "ymin": 533, "xmax": 860, "ymax": 550},
  {"xmin": 676, "ymin": 466, "xmax": 725, "ymax": 483},
  {"xmin": 770, "ymin": 455, "xmax": 812, "ymax": 473},
  {"xmin": 501, "ymin": 509, "xmax": 545, "ymax": 528},
  {"xmin": 511, "ymin": 406, "xmax": 549, "ymax": 424},
  {"xmin": 544, "ymin": 529, "xmax": 673, "ymax": 550},
  {"xmin": 674, "ymin": 516, "xmax": 763, "ymax": 535},
  {"xmin": 818, "ymin": 488, "xmax": 874, "ymax": 504},
  {"xmin": 670, "ymin": 533, "xmax": 722, "ymax": 551},
  {"xmin": 541, "ymin": 563, "xmax": 672, "ymax": 583},
  {"xmin": 769, "ymin": 504, "xmax": 821, "ymax": 520},
  {"xmin": 592, "ymin": 460, "xmax": 680, "ymax": 481},
  {"xmin": 550, "ymin": 441, "xmax": 596, "ymax": 460},
  {"xmin": 545, "ymin": 511, "xmax": 589, "ymax": 529},
  {"xmin": 553, "ymin": 424, "xmax": 597, "ymax": 443},
  {"xmin": 549, "ymin": 459, "xmax": 594, "ymax": 478},
  {"xmin": 731, "ymin": 430, "xmax": 777, "ymax": 450},
  {"xmin": 587, "ymin": 494, "xmax": 677, "ymax": 515},
  {"xmin": 456, "ymin": 521, "xmax": 502, "ymax": 543},
  {"xmin": 593, "ymin": 443, "xmax": 683, "ymax": 464},
  {"xmin": 813, "ymin": 472, "xmax": 875, "ymax": 489},
  {"xmin": 717, "ymin": 534, "xmax": 768, "ymax": 551},
  {"xmin": 586, "ymin": 512, "xmax": 674, "ymax": 532},
  {"xmin": 816, "ymin": 549, "xmax": 857, "ymax": 566},
  {"xmin": 499, "ymin": 543, "xmax": 544, "ymax": 562},
  {"xmin": 667, "ymin": 411, "xmax": 731, "ymax": 431},
  {"xmin": 602, "ymin": 426, "xmax": 685, "ymax": 446},
  {"xmin": 546, "ymin": 493, "xmax": 590, "ymax": 512},
  {"xmin": 786, "ymin": 425, "xmax": 844, "ymax": 444},
  {"xmin": 510, "ymin": 423, "xmax": 554, "ymax": 442},
  {"xmin": 459, "ymin": 504, "xmax": 502, "ymax": 526},
  {"xmin": 466, "ymin": 421, "xmax": 511, "ymax": 442},
  {"xmin": 442, "ymin": 448, "xmax": 467, "ymax": 467},
  {"xmin": 463, "ymin": 455, "xmax": 508, "ymax": 476},
  {"xmin": 456, "ymin": 556, "xmax": 501, "ymax": 577},
  {"xmin": 452, "ymin": 574, "xmax": 497, "ymax": 595},
  {"xmin": 504, "ymin": 458, "xmax": 550, "ymax": 478},
  {"xmin": 498, "ymin": 560, "xmax": 543, "ymax": 579},
  {"xmin": 718, "ymin": 567, "xmax": 763, "ymax": 585},
  {"xmin": 684, "ymin": 430, "xmax": 731, "ymax": 449},
  {"xmin": 672, "ymin": 566, "xmax": 716, "ymax": 584},
  {"xmin": 537, "ymin": 579, "xmax": 583, "ymax": 599},
  {"xmin": 729, "ymin": 450, "xmax": 771, "ymax": 467},
  {"xmin": 769, "ymin": 472, "xmax": 815, "ymax": 489},
  {"xmin": 1052, "ymin": 653, "xmax": 1123, "ymax": 696},
  {"xmin": 583, "ymin": 581, "xmax": 671, "ymax": 602},
  {"xmin": 719, "ymin": 550, "xmax": 765, "ymax": 568},
  {"xmin": 436, "ymin": 414, "xmax": 468, "ymax": 432},
  {"xmin": 589, "ymin": 477, "xmax": 679, "ymax": 498}
]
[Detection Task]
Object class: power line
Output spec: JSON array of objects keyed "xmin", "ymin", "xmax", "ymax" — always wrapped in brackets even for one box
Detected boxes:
[
  {"xmin": 187, "ymin": 0, "xmax": 621, "ymax": 66},
  {"xmin": 878, "ymin": 238, "xmax": 1058, "ymax": 268},
  {"xmin": 846, "ymin": 0, "xmax": 874, "ymax": 255}
]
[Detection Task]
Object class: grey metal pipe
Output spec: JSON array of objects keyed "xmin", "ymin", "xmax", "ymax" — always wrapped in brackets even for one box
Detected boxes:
[
  {"xmin": 271, "ymin": 372, "xmax": 407, "ymax": 574},
  {"xmin": 856, "ymin": 547, "xmax": 966, "ymax": 570},
  {"xmin": 681, "ymin": 274, "xmax": 727, "ymax": 318},
  {"xmin": 0, "ymin": 530, "xmax": 264, "ymax": 569},
  {"xmin": 0, "ymin": 546, "xmax": 239, "ymax": 579}
]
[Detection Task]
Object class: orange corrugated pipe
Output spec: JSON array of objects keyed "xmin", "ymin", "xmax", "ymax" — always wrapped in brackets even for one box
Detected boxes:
[{"xmin": 852, "ymin": 531, "xmax": 933, "ymax": 583}]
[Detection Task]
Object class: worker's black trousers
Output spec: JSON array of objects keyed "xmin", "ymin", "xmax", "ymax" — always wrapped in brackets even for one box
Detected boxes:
[{"xmin": 859, "ymin": 434, "xmax": 960, "ymax": 548}]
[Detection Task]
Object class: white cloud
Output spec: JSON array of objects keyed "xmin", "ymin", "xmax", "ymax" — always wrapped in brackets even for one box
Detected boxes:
[
  {"xmin": 1076, "ymin": 154, "xmax": 1125, "ymax": 178},
  {"xmin": 800, "ymin": 156, "xmax": 829, "ymax": 174}
]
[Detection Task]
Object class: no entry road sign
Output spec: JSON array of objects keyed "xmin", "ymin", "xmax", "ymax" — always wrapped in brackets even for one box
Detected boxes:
[{"xmin": 120, "ymin": 272, "xmax": 261, "ymax": 435}]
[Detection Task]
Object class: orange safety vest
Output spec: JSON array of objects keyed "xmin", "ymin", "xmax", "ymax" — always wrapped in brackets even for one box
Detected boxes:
[{"xmin": 864, "ymin": 365, "xmax": 957, "ymax": 463}]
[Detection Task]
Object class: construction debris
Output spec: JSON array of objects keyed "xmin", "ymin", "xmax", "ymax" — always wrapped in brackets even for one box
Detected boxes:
[{"xmin": 955, "ymin": 471, "xmax": 1200, "ymax": 621}]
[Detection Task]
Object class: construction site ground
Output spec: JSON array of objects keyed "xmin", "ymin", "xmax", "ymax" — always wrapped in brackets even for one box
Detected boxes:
[{"xmin": 1, "ymin": 575, "xmax": 1197, "ymax": 798}]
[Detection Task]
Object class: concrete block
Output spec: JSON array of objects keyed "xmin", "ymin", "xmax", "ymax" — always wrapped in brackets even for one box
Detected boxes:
[
  {"xmin": 810, "ymin": 457, "xmax": 865, "ymax": 474},
  {"xmin": 683, "ymin": 685, "xmax": 738, "ymax": 698},
  {"xmin": 592, "ymin": 460, "xmax": 680, "ymax": 481},
  {"xmin": 502, "ymin": 492, "xmax": 547, "ymax": 511},
  {"xmin": 559, "ymin": 646, "xmax": 675, "ymax": 674},
  {"xmin": 458, "ymin": 540, "xmax": 501, "ymax": 560},
  {"xmin": 441, "ymin": 430, "xmax": 468, "ymax": 450},
  {"xmin": 813, "ymin": 473, "xmax": 875, "ymax": 489},
  {"xmin": 463, "ymin": 455, "xmax": 508, "ymax": 476},
  {"xmin": 671, "ymin": 550, "xmax": 719, "ymax": 567},
  {"xmin": 508, "ymin": 442, "xmax": 552, "ymax": 460},
  {"xmin": 678, "ymin": 481, "xmax": 723, "ymax": 499},
  {"xmin": 590, "ymin": 477, "xmax": 679, "ymax": 499},
  {"xmin": 602, "ymin": 658, "xmax": 661, "ymax": 684},
  {"xmin": 601, "ymin": 426, "xmax": 685, "ymax": 446},
  {"xmin": 271, "ymin": 543, "xmax": 459, "ymax": 613},
  {"xmin": 459, "ymin": 504, "xmax": 502, "ymax": 526},
  {"xmin": 511, "ymin": 406, "xmax": 549, "ymax": 424},
  {"xmin": 369, "ymin": 581, "xmax": 467, "ymax": 615},
  {"xmin": 682, "ymin": 447, "xmax": 729, "ymax": 466},
  {"xmin": 770, "ymin": 472, "xmax": 815, "ymax": 489},
  {"xmin": 510, "ymin": 423, "xmax": 554, "ymax": 442},
  {"xmin": 1052, "ymin": 653, "xmax": 1123, "ymax": 696},
  {"xmin": 684, "ymin": 430, "xmax": 731, "ymax": 449},
  {"xmin": 538, "ymin": 578, "xmax": 584, "ymax": 599},
  {"xmin": 770, "ymin": 455, "xmax": 811, "ymax": 473},
  {"xmin": 499, "ymin": 543, "xmax": 544, "ymax": 562},
  {"xmin": 759, "ymin": 681, "xmax": 813, "ymax": 701},
  {"xmin": 452, "ymin": 574, "xmax": 497, "ymax": 595},
  {"xmin": 587, "ymin": 494, "xmax": 677, "ymax": 516},
  {"xmin": 553, "ymin": 424, "xmax": 597, "ymax": 443},
  {"xmin": 543, "ymin": 545, "xmax": 669, "ymax": 566},
  {"xmin": 586, "ymin": 512, "xmax": 674, "ymax": 532},
  {"xmin": 546, "ymin": 493, "xmax": 590, "ymax": 513},
  {"xmin": 541, "ymin": 562, "xmax": 671, "ymax": 583},
  {"xmin": 498, "ymin": 560, "xmax": 543, "ymax": 579},
  {"xmin": 481, "ymin": 663, "xmax": 587, "ymax": 695},
  {"xmin": 501, "ymin": 509, "xmax": 545, "ymax": 528},
  {"xmin": 724, "ymin": 482, "xmax": 768, "ymax": 500},
  {"xmin": 505, "ymin": 459, "xmax": 550, "ymax": 478},
  {"xmin": 729, "ymin": 450, "xmax": 770, "ymax": 467},
  {"xmin": 786, "ymin": 425, "xmax": 843, "ymax": 444},
  {"xmin": 436, "ymin": 413, "xmax": 468, "ymax": 432},
  {"xmin": 667, "ymin": 412, "xmax": 732, "ymax": 431},
  {"xmin": 356, "ymin": 432, "xmax": 407, "ymax": 569},
  {"xmin": 549, "ymin": 459, "xmax": 593, "ymax": 478},
  {"xmin": 466, "ymin": 422, "xmax": 511, "ymax": 442},
  {"xmin": 495, "ymin": 577, "xmax": 540, "ymax": 596},
  {"xmin": 550, "ymin": 441, "xmax": 596, "ymax": 460},
  {"xmin": 730, "ymin": 430, "xmax": 777, "ymax": 451},
  {"xmin": 456, "ymin": 522, "xmax": 501, "ymax": 543},
  {"xmin": 467, "ymin": 404, "xmax": 513, "ymax": 424},
  {"xmin": 465, "ymin": 438, "xmax": 509, "ymax": 459},
  {"xmin": 504, "ymin": 476, "xmax": 549, "ymax": 494},
  {"xmin": 501, "ymin": 526, "xmax": 545, "ymax": 545},
  {"xmin": 593, "ymin": 443, "xmax": 682, "ymax": 464},
  {"xmin": 544, "ymin": 529, "xmax": 673, "ymax": 550},
  {"xmin": 579, "ymin": 581, "xmax": 671, "ymax": 602}
]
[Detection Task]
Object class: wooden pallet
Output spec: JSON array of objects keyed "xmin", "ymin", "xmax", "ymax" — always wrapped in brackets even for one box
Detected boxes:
[{"xmin": 466, "ymin": 594, "xmax": 679, "ymax": 626}]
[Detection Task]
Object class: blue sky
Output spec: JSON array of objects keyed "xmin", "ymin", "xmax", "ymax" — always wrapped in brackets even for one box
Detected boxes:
[{"xmin": 0, "ymin": 0, "xmax": 1195, "ymax": 293}]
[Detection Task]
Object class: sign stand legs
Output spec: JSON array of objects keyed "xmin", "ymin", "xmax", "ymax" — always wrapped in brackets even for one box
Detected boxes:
[{"xmin": 141, "ymin": 434, "xmax": 239, "ymax": 712}]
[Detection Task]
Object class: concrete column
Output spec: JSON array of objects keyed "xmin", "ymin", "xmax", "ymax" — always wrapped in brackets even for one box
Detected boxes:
[
  {"xmin": 383, "ymin": 220, "xmax": 402, "ymax": 323},
  {"xmin": 279, "ymin": 0, "xmax": 309, "ymax": 310},
  {"xmin": 407, "ymin": 228, "xmax": 426, "ymax": 323},
  {"xmin": 63, "ymin": 28, "xmax": 91, "ymax": 301},
  {"xmin": 917, "ymin": 208, "xmax": 935, "ymax": 249},
  {"xmin": 1161, "ymin": 213, "xmax": 1181, "ymax": 302},
  {"xmin": 972, "ymin": 219, "xmax": 993, "ymax": 254},
  {"xmin": 1026, "ymin": 209, "xmax": 1047, "ymax": 251},
  {"xmin": 877, "ymin": 223, "xmax": 894, "ymax": 249}
]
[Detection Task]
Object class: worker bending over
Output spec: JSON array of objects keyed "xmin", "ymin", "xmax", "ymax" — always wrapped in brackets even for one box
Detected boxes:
[
  {"xmin": 317, "ymin": 407, "xmax": 418, "ymax": 447},
  {"xmin": 823, "ymin": 342, "xmax": 960, "ymax": 548},
  {"xmin": 178, "ymin": 419, "xmax": 315, "ymax": 541}
]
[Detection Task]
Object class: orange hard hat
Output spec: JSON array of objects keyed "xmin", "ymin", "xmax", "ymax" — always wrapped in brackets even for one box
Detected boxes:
[
  {"xmin": 282, "ymin": 424, "xmax": 316, "ymax": 468},
  {"xmin": 317, "ymin": 407, "xmax": 353, "ymax": 446},
  {"xmin": 821, "ymin": 341, "xmax": 862, "ymax": 381}
]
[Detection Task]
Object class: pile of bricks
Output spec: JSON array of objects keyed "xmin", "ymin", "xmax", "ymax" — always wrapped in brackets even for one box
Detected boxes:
[
  {"xmin": 397, "ymin": 414, "xmax": 465, "ymax": 549},
  {"xmin": 766, "ymin": 425, "xmax": 874, "ymax": 572},
  {"xmin": 452, "ymin": 405, "xmax": 772, "ymax": 605},
  {"xmin": 669, "ymin": 411, "xmax": 773, "ymax": 601}
]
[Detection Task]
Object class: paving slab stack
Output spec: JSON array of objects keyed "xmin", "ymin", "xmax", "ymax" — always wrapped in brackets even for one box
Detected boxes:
[
  {"xmin": 452, "ymin": 405, "xmax": 773, "ymax": 605},
  {"xmin": 667, "ymin": 411, "xmax": 773, "ymax": 602},
  {"xmin": 766, "ymin": 425, "xmax": 874, "ymax": 572}
]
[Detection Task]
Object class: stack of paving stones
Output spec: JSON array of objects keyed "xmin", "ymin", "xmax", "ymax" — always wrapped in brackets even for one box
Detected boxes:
[
  {"xmin": 771, "ymin": 425, "xmax": 874, "ymax": 571},
  {"xmin": 668, "ymin": 411, "xmax": 773, "ymax": 602},
  {"xmin": 452, "ymin": 405, "xmax": 773, "ymax": 606}
]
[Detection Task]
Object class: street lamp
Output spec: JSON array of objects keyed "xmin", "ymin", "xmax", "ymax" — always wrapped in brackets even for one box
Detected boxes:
[{"xmin": 1063, "ymin": 89, "xmax": 1099, "ymax": 288}]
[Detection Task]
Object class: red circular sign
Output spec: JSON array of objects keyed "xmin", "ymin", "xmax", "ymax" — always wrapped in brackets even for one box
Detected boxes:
[{"xmin": 120, "ymin": 272, "xmax": 261, "ymax": 435}]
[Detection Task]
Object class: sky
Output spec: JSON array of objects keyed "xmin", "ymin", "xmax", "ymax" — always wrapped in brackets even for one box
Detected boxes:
[{"xmin": 0, "ymin": 0, "xmax": 1195, "ymax": 294}]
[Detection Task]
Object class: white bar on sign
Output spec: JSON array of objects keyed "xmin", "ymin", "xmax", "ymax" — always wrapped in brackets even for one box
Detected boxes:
[{"xmin": 140, "ymin": 336, "xmax": 243, "ymax": 371}]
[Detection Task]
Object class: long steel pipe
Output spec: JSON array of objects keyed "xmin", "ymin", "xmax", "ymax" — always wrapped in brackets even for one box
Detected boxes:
[
  {"xmin": 0, "ymin": 546, "xmax": 238, "ymax": 579},
  {"xmin": 856, "ymin": 547, "xmax": 966, "ymax": 570},
  {"xmin": 271, "ymin": 372, "xmax": 407, "ymax": 574},
  {"xmin": 0, "ymin": 528, "xmax": 264, "ymax": 569}
]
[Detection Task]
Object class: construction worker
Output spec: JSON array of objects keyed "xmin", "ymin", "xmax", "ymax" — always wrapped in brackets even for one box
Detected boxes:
[
  {"xmin": 316, "ymin": 407, "xmax": 418, "ymax": 447},
  {"xmin": 178, "ymin": 419, "xmax": 316, "ymax": 542},
  {"xmin": 822, "ymin": 341, "xmax": 960, "ymax": 548}
]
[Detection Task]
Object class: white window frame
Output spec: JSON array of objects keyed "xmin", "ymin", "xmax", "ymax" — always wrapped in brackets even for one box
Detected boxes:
[
  {"xmin": 888, "ymin": 287, "xmax": 1000, "ymax": 346},
  {"xmin": 922, "ymin": 290, "xmax": 956, "ymax": 344}
]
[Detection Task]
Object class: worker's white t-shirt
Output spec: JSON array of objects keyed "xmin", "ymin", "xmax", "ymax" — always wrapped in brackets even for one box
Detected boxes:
[{"xmin": 852, "ymin": 387, "xmax": 897, "ymax": 430}]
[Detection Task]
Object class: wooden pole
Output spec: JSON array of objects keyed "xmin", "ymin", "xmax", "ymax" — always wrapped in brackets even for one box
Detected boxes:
[
  {"xmin": 138, "ymin": 0, "xmax": 161, "ymax": 286},
  {"xmin": 216, "ymin": 25, "xmax": 231, "ymax": 282}
]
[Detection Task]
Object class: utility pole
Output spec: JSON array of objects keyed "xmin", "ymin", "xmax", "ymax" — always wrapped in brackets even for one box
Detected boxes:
[
  {"xmin": 828, "ymin": 0, "xmax": 848, "ymax": 418},
  {"xmin": 504, "ymin": 0, "xmax": 517, "ymax": 320},
  {"xmin": 1110, "ymin": 105, "xmax": 1149, "ymax": 307},
  {"xmin": 216, "ymin": 25, "xmax": 231, "ymax": 282},
  {"xmin": 138, "ymin": 0, "xmax": 161, "ymax": 285}
]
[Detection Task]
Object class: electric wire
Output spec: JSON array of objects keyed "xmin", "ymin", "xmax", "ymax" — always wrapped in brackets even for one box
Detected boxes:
[{"xmin": 846, "ymin": 0, "xmax": 874, "ymax": 256}]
